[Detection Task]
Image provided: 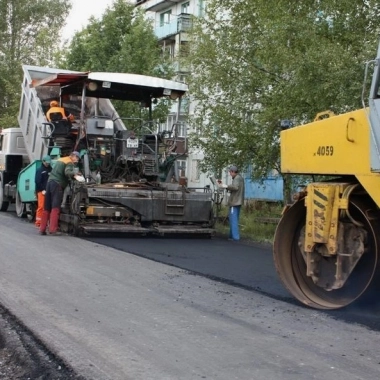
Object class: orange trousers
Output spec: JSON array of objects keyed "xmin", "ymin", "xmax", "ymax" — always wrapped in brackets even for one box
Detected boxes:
[{"xmin": 35, "ymin": 191, "xmax": 45, "ymax": 227}]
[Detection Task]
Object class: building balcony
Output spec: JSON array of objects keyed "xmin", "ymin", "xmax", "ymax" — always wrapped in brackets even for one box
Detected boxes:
[
  {"xmin": 155, "ymin": 14, "xmax": 192, "ymax": 40},
  {"xmin": 135, "ymin": 0, "xmax": 183, "ymax": 12}
]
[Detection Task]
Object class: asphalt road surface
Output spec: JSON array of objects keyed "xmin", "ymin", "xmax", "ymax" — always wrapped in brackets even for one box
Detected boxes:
[
  {"xmin": 84, "ymin": 233, "xmax": 380, "ymax": 332},
  {"xmin": 0, "ymin": 211, "xmax": 380, "ymax": 379}
]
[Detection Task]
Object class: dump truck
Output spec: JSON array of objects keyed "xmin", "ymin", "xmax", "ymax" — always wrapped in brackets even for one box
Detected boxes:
[
  {"xmin": 273, "ymin": 43, "xmax": 380, "ymax": 309},
  {"xmin": 0, "ymin": 65, "xmax": 215, "ymax": 236}
]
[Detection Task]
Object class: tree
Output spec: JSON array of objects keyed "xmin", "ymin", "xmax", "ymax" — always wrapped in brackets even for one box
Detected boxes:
[
  {"xmin": 0, "ymin": 0, "xmax": 71, "ymax": 127},
  {"xmin": 187, "ymin": 0, "xmax": 380, "ymax": 179},
  {"xmin": 64, "ymin": 0, "xmax": 174, "ymax": 124}
]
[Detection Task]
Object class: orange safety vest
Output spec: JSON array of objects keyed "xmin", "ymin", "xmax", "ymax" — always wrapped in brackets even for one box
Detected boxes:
[
  {"xmin": 46, "ymin": 106, "xmax": 67, "ymax": 122},
  {"xmin": 59, "ymin": 156, "xmax": 73, "ymax": 164}
]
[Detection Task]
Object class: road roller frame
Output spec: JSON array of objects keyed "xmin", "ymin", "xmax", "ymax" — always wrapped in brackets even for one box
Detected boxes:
[{"xmin": 301, "ymin": 183, "xmax": 367, "ymax": 290}]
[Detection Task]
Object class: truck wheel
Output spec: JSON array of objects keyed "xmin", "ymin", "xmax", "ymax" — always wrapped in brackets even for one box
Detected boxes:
[
  {"xmin": 0, "ymin": 177, "xmax": 9, "ymax": 212},
  {"xmin": 15, "ymin": 191, "xmax": 27, "ymax": 218},
  {"xmin": 26, "ymin": 203, "xmax": 36, "ymax": 222}
]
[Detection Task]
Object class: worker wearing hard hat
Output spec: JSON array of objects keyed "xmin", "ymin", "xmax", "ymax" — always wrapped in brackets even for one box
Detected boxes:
[
  {"xmin": 46, "ymin": 100, "xmax": 74, "ymax": 122},
  {"xmin": 39, "ymin": 151, "xmax": 83, "ymax": 236},
  {"xmin": 34, "ymin": 155, "xmax": 52, "ymax": 228}
]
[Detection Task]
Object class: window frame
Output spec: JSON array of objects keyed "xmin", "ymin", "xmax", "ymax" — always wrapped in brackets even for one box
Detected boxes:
[
  {"xmin": 181, "ymin": 1, "xmax": 190, "ymax": 14},
  {"xmin": 160, "ymin": 10, "xmax": 172, "ymax": 26}
]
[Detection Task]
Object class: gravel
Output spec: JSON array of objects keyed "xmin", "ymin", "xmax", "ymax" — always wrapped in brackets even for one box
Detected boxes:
[{"xmin": 0, "ymin": 305, "xmax": 84, "ymax": 380}]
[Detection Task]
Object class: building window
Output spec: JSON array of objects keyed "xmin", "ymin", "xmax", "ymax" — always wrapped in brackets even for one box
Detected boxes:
[
  {"xmin": 181, "ymin": 1, "xmax": 190, "ymax": 14},
  {"xmin": 180, "ymin": 97, "xmax": 189, "ymax": 115},
  {"xmin": 160, "ymin": 10, "xmax": 172, "ymax": 26},
  {"xmin": 177, "ymin": 121, "xmax": 187, "ymax": 137},
  {"xmin": 160, "ymin": 115, "xmax": 176, "ymax": 133},
  {"xmin": 162, "ymin": 43, "xmax": 175, "ymax": 59},
  {"xmin": 177, "ymin": 159, "xmax": 187, "ymax": 177},
  {"xmin": 198, "ymin": 0, "xmax": 205, "ymax": 17},
  {"xmin": 159, "ymin": 115, "xmax": 187, "ymax": 137}
]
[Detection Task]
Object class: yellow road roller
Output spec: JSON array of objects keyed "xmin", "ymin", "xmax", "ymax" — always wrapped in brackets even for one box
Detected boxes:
[{"xmin": 273, "ymin": 44, "xmax": 380, "ymax": 309}]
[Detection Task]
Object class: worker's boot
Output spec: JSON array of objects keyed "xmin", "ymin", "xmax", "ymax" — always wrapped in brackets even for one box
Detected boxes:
[
  {"xmin": 39, "ymin": 210, "xmax": 50, "ymax": 235},
  {"xmin": 49, "ymin": 207, "xmax": 61, "ymax": 234}
]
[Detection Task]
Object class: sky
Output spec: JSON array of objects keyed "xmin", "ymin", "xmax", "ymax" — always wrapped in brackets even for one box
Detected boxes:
[{"xmin": 62, "ymin": 0, "xmax": 117, "ymax": 41}]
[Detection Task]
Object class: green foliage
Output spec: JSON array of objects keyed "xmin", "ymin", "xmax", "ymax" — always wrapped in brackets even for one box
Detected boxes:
[
  {"xmin": 0, "ymin": 0, "xmax": 71, "ymax": 127},
  {"xmin": 64, "ymin": 0, "xmax": 174, "ymax": 123},
  {"xmin": 187, "ymin": 0, "xmax": 380, "ymax": 179},
  {"xmin": 216, "ymin": 201, "xmax": 282, "ymax": 243}
]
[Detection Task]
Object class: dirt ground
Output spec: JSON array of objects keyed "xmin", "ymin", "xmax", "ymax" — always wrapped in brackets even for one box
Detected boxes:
[{"xmin": 0, "ymin": 306, "xmax": 84, "ymax": 380}]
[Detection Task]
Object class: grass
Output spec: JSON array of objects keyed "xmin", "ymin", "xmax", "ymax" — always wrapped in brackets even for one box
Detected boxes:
[{"xmin": 215, "ymin": 200, "xmax": 283, "ymax": 244}]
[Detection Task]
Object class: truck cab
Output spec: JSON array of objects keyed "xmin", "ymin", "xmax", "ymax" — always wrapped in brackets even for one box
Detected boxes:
[{"xmin": 0, "ymin": 128, "xmax": 29, "ymax": 211}]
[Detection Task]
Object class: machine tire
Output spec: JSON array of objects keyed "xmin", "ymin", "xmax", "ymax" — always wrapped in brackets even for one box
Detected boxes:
[
  {"xmin": 15, "ymin": 191, "xmax": 27, "ymax": 218},
  {"xmin": 273, "ymin": 197, "xmax": 380, "ymax": 310},
  {"xmin": 0, "ymin": 176, "xmax": 9, "ymax": 212},
  {"xmin": 26, "ymin": 203, "xmax": 36, "ymax": 222}
]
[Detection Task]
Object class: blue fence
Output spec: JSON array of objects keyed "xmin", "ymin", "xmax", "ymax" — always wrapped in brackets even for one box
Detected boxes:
[{"xmin": 244, "ymin": 176, "xmax": 283, "ymax": 202}]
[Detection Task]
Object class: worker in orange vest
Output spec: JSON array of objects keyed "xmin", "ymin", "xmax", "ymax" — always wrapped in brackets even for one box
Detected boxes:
[
  {"xmin": 46, "ymin": 100, "xmax": 74, "ymax": 122},
  {"xmin": 39, "ymin": 151, "xmax": 82, "ymax": 236}
]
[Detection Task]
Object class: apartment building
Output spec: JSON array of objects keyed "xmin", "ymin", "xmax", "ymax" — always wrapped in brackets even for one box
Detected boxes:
[{"xmin": 135, "ymin": 0, "xmax": 208, "ymax": 189}]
